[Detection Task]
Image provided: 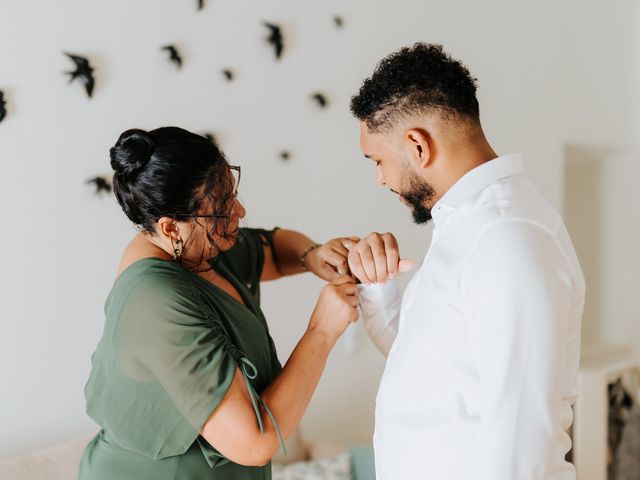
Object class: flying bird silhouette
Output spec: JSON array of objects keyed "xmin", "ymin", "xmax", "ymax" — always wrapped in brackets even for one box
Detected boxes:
[
  {"xmin": 0, "ymin": 91, "xmax": 7, "ymax": 123},
  {"xmin": 64, "ymin": 52, "xmax": 95, "ymax": 98},
  {"xmin": 311, "ymin": 92, "xmax": 329, "ymax": 108},
  {"xmin": 162, "ymin": 45, "xmax": 183, "ymax": 69},
  {"xmin": 263, "ymin": 22, "xmax": 284, "ymax": 60},
  {"xmin": 86, "ymin": 176, "xmax": 112, "ymax": 195},
  {"xmin": 280, "ymin": 150, "xmax": 291, "ymax": 161},
  {"xmin": 222, "ymin": 69, "xmax": 234, "ymax": 81},
  {"xmin": 202, "ymin": 132, "xmax": 218, "ymax": 145}
]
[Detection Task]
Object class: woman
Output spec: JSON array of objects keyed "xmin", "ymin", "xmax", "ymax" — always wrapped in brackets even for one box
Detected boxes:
[{"xmin": 78, "ymin": 127, "xmax": 361, "ymax": 479}]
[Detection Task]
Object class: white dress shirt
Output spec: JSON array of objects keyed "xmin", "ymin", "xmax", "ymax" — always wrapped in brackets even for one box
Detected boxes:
[{"xmin": 359, "ymin": 154, "xmax": 585, "ymax": 480}]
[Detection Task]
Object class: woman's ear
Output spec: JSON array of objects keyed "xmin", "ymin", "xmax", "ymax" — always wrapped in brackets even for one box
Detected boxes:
[
  {"xmin": 405, "ymin": 128, "xmax": 431, "ymax": 170},
  {"xmin": 157, "ymin": 217, "xmax": 180, "ymax": 244}
]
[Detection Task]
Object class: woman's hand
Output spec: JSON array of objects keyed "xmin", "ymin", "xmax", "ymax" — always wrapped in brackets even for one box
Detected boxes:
[
  {"xmin": 308, "ymin": 275, "xmax": 360, "ymax": 343},
  {"xmin": 303, "ymin": 237, "xmax": 360, "ymax": 281}
]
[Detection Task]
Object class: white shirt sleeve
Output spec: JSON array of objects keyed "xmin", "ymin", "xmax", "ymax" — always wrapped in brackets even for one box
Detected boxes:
[
  {"xmin": 357, "ymin": 279, "xmax": 402, "ymax": 357},
  {"xmin": 460, "ymin": 220, "xmax": 574, "ymax": 480}
]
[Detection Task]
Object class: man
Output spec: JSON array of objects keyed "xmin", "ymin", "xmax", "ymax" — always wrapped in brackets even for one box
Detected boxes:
[{"xmin": 345, "ymin": 43, "xmax": 585, "ymax": 479}]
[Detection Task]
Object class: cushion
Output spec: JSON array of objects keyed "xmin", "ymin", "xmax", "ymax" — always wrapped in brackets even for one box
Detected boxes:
[
  {"xmin": 0, "ymin": 433, "xmax": 95, "ymax": 480},
  {"xmin": 272, "ymin": 428, "xmax": 310, "ymax": 465},
  {"xmin": 272, "ymin": 453, "xmax": 352, "ymax": 480}
]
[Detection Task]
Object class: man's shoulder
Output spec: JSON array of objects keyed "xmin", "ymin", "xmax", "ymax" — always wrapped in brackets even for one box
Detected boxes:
[{"xmin": 463, "ymin": 175, "xmax": 564, "ymax": 241}]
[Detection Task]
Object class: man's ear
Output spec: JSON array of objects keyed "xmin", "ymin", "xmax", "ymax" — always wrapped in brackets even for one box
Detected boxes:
[{"xmin": 405, "ymin": 128, "xmax": 431, "ymax": 169}]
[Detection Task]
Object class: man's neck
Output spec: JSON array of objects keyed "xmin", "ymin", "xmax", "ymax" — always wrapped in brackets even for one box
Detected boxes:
[{"xmin": 436, "ymin": 141, "xmax": 497, "ymax": 203}]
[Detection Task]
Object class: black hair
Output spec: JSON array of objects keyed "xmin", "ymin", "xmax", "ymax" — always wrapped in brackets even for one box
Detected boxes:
[
  {"xmin": 110, "ymin": 126, "xmax": 234, "ymax": 243},
  {"xmin": 350, "ymin": 43, "xmax": 480, "ymax": 132}
]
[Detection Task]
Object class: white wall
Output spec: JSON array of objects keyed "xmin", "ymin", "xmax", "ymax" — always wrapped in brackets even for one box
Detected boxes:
[
  {"xmin": 565, "ymin": 148, "xmax": 640, "ymax": 348},
  {"xmin": 0, "ymin": 0, "xmax": 637, "ymax": 457}
]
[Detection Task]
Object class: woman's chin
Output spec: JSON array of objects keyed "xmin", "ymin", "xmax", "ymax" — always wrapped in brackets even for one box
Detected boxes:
[{"xmin": 217, "ymin": 234, "xmax": 239, "ymax": 253}]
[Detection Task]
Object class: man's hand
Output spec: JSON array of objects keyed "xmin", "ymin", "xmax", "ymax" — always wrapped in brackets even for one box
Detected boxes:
[
  {"xmin": 347, "ymin": 232, "xmax": 414, "ymax": 284},
  {"xmin": 303, "ymin": 237, "xmax": 361, "ymax": 281}
]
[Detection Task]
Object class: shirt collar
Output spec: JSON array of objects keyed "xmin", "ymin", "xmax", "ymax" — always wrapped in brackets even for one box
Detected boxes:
[{"xmin": 431, "ymin": 154, "xmax": 524, "ymax": 226}]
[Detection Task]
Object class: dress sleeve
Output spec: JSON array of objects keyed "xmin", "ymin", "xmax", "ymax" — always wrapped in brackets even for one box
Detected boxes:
[
  {"xmin": 97, "ymin": 265, "xmax": 285, "ymax": 464},
  {"xmin": 104, "ymin": 269, "xmax": 238, "ymax": 462}
]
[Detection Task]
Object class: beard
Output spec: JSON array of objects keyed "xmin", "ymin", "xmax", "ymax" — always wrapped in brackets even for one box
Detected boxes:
[{"xmin": 399, "ymin": 172, "xmax": 436, "ymax": 225}]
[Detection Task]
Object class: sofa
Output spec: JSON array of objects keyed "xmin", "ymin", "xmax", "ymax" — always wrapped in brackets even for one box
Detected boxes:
[{"xmin": 0, "ymin": 431, "xmax": 375, "ymax": 480}]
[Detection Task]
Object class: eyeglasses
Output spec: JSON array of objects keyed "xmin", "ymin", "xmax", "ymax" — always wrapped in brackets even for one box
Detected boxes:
[
  {"xmin": 229, "ymin": 165, "xmax": 241, "ymax": 198},
  {"xmin": 161, "ymin": 164, "xmax": 241, "ymax": 221}
]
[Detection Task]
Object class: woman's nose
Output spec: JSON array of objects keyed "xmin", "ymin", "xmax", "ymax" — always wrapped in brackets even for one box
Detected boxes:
[{"xmin": 235, "ymin": 199, "xmax": 247, "ymax": 219}]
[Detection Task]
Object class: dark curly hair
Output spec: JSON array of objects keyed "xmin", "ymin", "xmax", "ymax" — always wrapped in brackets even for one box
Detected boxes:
[
  {"xmin": 350, "ymin": 43, "xmax": 479, "ymax": 132},
  {"xmin": 110, "ymin": 127, "xmax": 236, "ymax": 267}
]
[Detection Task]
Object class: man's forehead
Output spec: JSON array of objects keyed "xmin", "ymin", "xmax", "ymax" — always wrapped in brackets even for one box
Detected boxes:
[
  {"xmin": 359, "ymin": 122, "xmax": 377, "ymax": 151},
  {"xmin": 359, "ymin": 121, "xmax": 374, "ymax": 138}
]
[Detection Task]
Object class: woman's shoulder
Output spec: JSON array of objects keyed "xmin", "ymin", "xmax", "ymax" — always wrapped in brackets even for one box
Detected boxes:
[
  {"xmin": 105, "ymin": 258, "xmax": 212, "ymax": 337},
  {"xmin": 111, "ymin": 258, "xmax": 196, "ymax": 305}
]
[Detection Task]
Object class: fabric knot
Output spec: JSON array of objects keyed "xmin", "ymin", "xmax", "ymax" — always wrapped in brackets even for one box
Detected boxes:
[{"xmin": 239, "ymin": 356, "xmax": 258, "ymax": 380}]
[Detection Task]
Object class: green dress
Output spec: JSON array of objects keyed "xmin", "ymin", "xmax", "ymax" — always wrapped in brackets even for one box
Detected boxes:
[{"xmin": 78, "ymin": 228, "xmax": 284, "ymax": 480}]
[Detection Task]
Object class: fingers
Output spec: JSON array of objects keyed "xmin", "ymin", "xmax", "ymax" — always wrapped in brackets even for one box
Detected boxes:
[
  {"xmin": 330, "ymin": 243, "xmax": 350, "ymax": 259},
  {"xmin": 322, "ymin": 248, "xmax": 349, "ymax": 276},
  {"xmin": 319, "ymin": 263, "xmax": 341, "ymax": 281},
  {"xmin": 331, "ymin": 274, "xmax": 357, "ymax": 286},
  {"xmin": 329, "ymin": 277, "xmax": 360, "ymax": 311},
  {"xmin": 349, "ymin": 249, "xmax": 373, "ymax": 283},
  {"xmin": 338, "ymin": 282, "xmax": 358, "ymax": 296},
  {"xmin": 347, "ymin": 294, "xmax": 360, "ymax": 309},
  {"xmin": 351, "ymin": 233, "xmax": 386, "ymax": 283},
  {"xmin": 369, "ymin": 235, "xmax": 388, "ymax": 283},
  {"xmin": 329, "ymin": 243, "xmax": 351, "ymax": 274},
  {"xmin": 339, "ymin": 284, "xmax": 360, "ymax": 312},
  {"xmin": 382, "ymin": 233, "xmax": 400, "ymax": 279},
  {"xmin": 359, "ymin": 246, "xmax": 378, "ymax": 282},
  {"xmin": 398, "ymin": 258, "xmax": 415, "ymax": 273},
  {"xmin": 346, "ymin": 232, "xmax": 408, "ymax": 284},
  {"xmin": 341, "ymin": 237, "xmax": 360, "ymax": 250}
]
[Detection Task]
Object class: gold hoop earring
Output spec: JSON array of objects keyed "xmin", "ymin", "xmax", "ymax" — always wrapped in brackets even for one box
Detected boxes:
[{"xmin": 172, "ymin": 238, "xmax": 183, "ymax": 262}]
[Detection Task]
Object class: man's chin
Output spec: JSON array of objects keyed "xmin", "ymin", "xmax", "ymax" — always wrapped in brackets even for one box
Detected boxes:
[{"xmin": 410, "ymin": 206, "xmax": 433, "ymax": 225}]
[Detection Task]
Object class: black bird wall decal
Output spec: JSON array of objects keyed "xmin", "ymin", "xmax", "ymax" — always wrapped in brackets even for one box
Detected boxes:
[
  {"xmin": 0, "ymin": 91, "xmax": 7, "ymax": 123},
  {"xmin": 333, "ymin": 16, "xmax": 344, "ymax": 29},
  {"xmin": 202, "ymin": 132, "xmax": 218, "ymax": 145},
  {"xmin": 162, "ymin": 45, "xmax": 183, "ymax": 69},
  {"xmin": 263, "ymin": 22, "xmax": 284, "ymax": 60},
  {"xmin": 311, "ymin": 92, "xmax": 329, "ymax": 108},
  {"xmin": 86, "ymin": 176, "xmax": 112, "ymax": 195},
  {"xmin": 64, "ymin": 52, "xmax": 95, "ymax": 98},
  {"xmin": 280, "ymin": 150, "xmax": 291, "ymax": 161},
  {"xmin": 222, "ymin": 69, "xmax": 234, "ymax": 81}
]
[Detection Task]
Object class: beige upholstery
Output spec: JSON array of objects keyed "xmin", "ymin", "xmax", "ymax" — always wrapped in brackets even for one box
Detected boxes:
[
  {"xmin": 0, "ymin": 434, "xmax": 95, "ymax": 480},
  {"xmin": 0, "ymin": 429, "xmax": 324, "ymax": 480},
  {"xmin": 272, "ymin": 427, "xmax": 310, "ymax": 465}
]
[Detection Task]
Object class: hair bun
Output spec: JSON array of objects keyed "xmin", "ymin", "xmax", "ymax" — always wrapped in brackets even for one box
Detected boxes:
[{"xmin": 110, "ymin": 129, "xmax": 155, "ymax": 178}]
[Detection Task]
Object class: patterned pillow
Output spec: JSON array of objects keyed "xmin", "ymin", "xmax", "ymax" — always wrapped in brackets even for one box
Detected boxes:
[{"xmin": 272, "ymin": 452, "xmax": 352, "ymax": 480}]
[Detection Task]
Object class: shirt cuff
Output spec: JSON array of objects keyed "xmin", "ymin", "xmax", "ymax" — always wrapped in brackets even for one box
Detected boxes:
[
  {"xmin": 357, "ymin": 278, "xmax": 401, "ymax": 306},
  {"xmin": 357, "ymin": 279, "xmax": 402, "ymax": 357}
]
